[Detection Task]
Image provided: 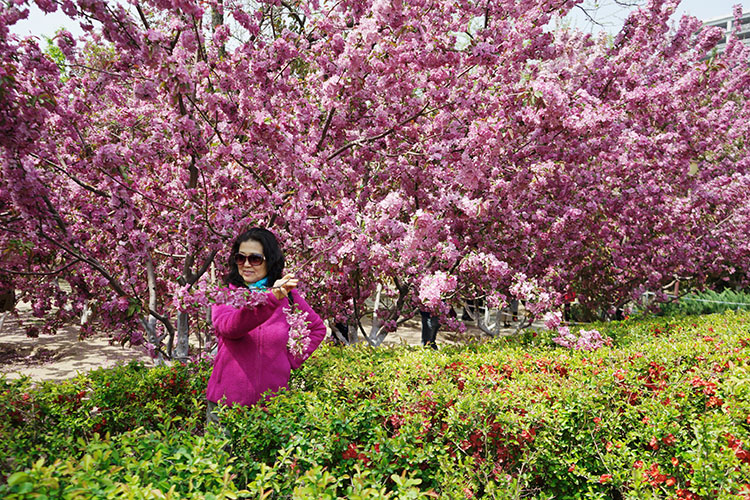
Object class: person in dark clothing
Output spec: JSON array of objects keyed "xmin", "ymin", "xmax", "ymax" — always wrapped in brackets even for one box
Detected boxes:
[{"xmin": 420, "ymin": 310, "xmax": 440, "ymax": 349}]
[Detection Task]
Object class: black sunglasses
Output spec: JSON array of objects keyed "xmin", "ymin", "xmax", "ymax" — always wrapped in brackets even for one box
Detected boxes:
[{"xmin": 234, "ymin": 253, "xmax": 265, "ymax": 267}]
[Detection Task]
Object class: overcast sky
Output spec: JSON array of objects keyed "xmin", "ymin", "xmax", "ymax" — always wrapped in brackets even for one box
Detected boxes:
[
  {"xmin": 9, "ymin": 0, "xmax": 750, "ymax": 40},
  {"xmin": 566, "ymin": 0, "xmax": 749, "ymax": 32}
]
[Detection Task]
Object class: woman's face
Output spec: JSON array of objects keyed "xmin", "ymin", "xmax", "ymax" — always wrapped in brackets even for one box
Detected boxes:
[{"xmin": 237, "ymin": 239, "xmax": 268, "ymax": 285}]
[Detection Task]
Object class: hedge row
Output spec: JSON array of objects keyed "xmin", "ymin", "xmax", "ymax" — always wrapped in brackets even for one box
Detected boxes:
[
  {"xmin": 1, "ymin": 312, "xmax": 750, "ymax": 498},
  {"xmin": 658, "ymin": 289, "xmax": 750, "ymax": 316}
]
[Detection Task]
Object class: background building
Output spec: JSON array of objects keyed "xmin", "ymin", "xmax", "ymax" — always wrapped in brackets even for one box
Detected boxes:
[{"xmin": 704, "ymin": 12, "xmax": 750, "ymax": 52}]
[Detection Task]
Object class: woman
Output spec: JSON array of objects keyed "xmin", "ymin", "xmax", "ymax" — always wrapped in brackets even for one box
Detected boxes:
[{"xmin": 206, "ymin": 227, "xmax": 327, "ymax": 421}]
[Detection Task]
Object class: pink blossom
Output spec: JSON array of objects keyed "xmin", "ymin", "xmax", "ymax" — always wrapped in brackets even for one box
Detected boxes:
[
  {"xmin": 543, "ymin": 311, "xmax": 562, "ymax": 330},
  {"xmin": 553, "ymin": 328, "xmax": 609, "ymax": 351},
  {"xmin": 284, "ymin": 305, "xmax": 311, "ymax": 359},
  {"xmin": 418, "ymin": 271, "xmax": 457, "ymax": 308}
]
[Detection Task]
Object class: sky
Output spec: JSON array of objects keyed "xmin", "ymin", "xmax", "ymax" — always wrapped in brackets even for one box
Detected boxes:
[
  {"xmin": 8, "ymin": 0, "xmax": 750, "ymax": 40},
  {"xmin": 565, "ymin": 0, "xmax": 750, "ymax": 33}
]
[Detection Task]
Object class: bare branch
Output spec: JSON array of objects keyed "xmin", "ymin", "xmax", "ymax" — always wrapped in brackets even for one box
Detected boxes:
[
  {"xmin": 30, "ymin": 153, "xmax": 108, "ymax": 198},
  {"xmin": 327, "ymin": 102, "xmax": 430, "ymax": 161},
  {"xmin": 270, "ymin": 5, "xmax": 277, "ymax": 38},
  {"xmin": 188, "ymin": 249, "xmax": 218, "ymax": 286},
  {"xmin": 281, "ymin": 1, "xmax": 306, "ymax": 33},
  {"xmin": 40, "ymin": 234, "xmax": 130, "ymax": 297},
  {"xmin": 153, "ymin": 249, "xmax": 187, "ymax": 258},
  {"xmin": 135, "ymin": 2, "xmax": 150, "ymax": 31},
  {"xmin": 0, "ymin": 259, "xmax": 81, "ymax": 276},
  {"xmin": 574, "ymin": 4, "xmax": 603, "ymax": 27},
  {"xmin": 316, "ymin": 107, "xmax": 336, "ymax": 151}
]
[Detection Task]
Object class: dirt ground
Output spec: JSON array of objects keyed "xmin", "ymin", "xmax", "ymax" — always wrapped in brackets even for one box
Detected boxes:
[
  {"xmin": 0, "ymin": 303, "xmax": 532, "ymax": 382},
  {"xmin": 0, "ymin": 306, "xmax": 148, "ymax": 382}
]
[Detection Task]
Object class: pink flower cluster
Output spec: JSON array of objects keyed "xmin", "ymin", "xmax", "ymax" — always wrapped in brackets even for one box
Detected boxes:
[
  {"xmin": 418, "ymin": 271, "xmax": 457, "ymax": 308},
  {"xmin": 284, "ymin": 305, "xmax": 311, "ymax": 359},
  {"xmin": 543, "ymin": 311, "xmax": 563, "ymax": 330},
  {"xmin": 173, "ymin": 285, "xmax": 268, "ymax": 314},
  {"xmin": 553, "ymin": 328, "xmax": 610, "ymax": 351}
]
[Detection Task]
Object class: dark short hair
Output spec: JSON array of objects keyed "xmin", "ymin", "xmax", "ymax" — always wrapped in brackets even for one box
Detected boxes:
[{"xmin": 224, "ymin": 227, "xmax": 285, "ymax": 287}]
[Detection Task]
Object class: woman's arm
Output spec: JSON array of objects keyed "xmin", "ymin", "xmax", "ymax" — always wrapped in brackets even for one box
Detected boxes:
[
  {"xmin": 287, "ymin": 291, "xmax": 328, "ymax": 370},
  {"xmin": 212, "ymin": 292, "xmax": 283, "ymax": 339}
]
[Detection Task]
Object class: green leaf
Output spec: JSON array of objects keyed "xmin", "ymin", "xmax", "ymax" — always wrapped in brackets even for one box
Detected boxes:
[{"xmin": 6, "ymin": 472, "xmax": 30, "ymax": 486}]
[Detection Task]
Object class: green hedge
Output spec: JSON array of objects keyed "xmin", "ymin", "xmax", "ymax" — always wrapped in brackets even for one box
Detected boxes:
[
  {"xmin": 2, "ymin": 427, "xmax": 239, "ymax": 500},
  {"xmin": 0, "ymin": 360, "xmax": 211, "ymax": 475},
  {"xmin": 658, "ymin": 289, "xmax": 750, "ymax": 316},
  {"xmin": 2, "ymin": 312, "xmax": 750, "ymax": 499}
]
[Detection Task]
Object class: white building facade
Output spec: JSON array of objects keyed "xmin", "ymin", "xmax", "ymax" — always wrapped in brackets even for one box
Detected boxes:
[{"xmin": 704, "ymin": 12, "xmax": 750, "ymax": 52}]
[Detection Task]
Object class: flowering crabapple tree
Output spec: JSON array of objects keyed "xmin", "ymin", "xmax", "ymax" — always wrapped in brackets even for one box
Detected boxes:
[{"xmin": 1, "ymin": 0, "xmax": 749, "ymax": 356}]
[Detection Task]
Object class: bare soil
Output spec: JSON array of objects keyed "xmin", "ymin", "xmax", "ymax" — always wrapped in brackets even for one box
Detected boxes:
[{"xmin": 0, "ymin": 307, "xmax": 149, "ymax": 382}]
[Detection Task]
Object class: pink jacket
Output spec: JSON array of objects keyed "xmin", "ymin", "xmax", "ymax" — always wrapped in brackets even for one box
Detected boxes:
[{"xmin": 206, "ymin": 289, "xmax": 327, "ymax": 407}]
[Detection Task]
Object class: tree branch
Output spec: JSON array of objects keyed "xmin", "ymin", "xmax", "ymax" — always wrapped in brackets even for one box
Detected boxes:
[
  {"xmin": 0, "ymin": 224, "xmax": 22, "ymax": 234},
  {"xmin": 169, "ymin": 29, "xmax": 182, "ymax": 52},
  {"xmin": 198, "ymin": 168, "xmax": 230, "ymax": 239},
  {"xmin": 316, "ymin": 107, "xmax": 336, "ymax": 151},
  {"xmin": 231, "ymin": 155, "xmax": 275, "ymax": 194},
  {"xmin": 188, "ymin": 249, "xmax": 218, "ymax": 286},
  {"xmin": 30, "ymin": 153, "xmax": 108, "ymax": 198},
  {"xmin": 183, "ymin": 92, "xmax": 224, "ymax": 145},
  {"xmin": 145, "ymin": 251, "xmax": 175, "ymax": 352},
  {"xmin": 192, "ymin": 15, "xmax": 208, "ymax": 63},
  {"xmin": 103, "ymin": 4, "xmax": 143, "ymax": 50},
  {"xmin": 146, "ymin": 251, "xmax": 159, "ymax": 314},
  {"xmin": 92, "ymin": 164, "xmax": 182, "ymax": 212},
  {"xmin": 281, "ymin": 1, "xmax": 306, "ymax": 33},
  {"xmin": 153, "ymin": 249, "xmax": 187, "ymax": 258},
  {"xmin": 574, "ymin": 4, "xmax": 603, "ymax": 27},
  {"xmin": 0, "ymin": 259, "xmax": 81, "ymax": 276},
  {"xmin": 41, "ymin": 194, "xmax": 68, "ymax": 236},
  {"xmin": 40, "ymin": 234, "xmax": 130, "ymax": 297},
  {"xmin": 135, "ymin": 2, "xmax": 150, "ymax": 31},
  {"xmin": 327, "ymin": 102, "xmax": 430, "ymax": 161}
]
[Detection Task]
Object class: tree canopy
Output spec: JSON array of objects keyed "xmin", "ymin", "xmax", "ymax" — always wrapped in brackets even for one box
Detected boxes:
[{"xmin": 1, "ymin": 0, "xmax": 749, "ymax": 356}]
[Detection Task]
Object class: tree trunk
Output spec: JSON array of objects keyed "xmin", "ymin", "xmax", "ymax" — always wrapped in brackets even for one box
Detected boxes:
[
  {"xmin": 175, "ymin": 310, "xmax": 190, "ymax": 360},
  {"xmin": 144, "ymin": 252, "xmax": 166, "ymax": 363},
  {"xmin": 476, "ymin": 306, "xmax": 502, "ymax": 337},
  {"xmin": 140, "ymin": 315, "xmax": 165, "ymax": 365},
  {"xmin": 0, "ymin": 288, "xmax": 14, "ymax": 312}
]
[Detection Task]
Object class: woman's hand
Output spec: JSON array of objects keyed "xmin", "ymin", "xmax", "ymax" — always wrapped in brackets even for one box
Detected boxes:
[{"xmin": 271, "ymin": 274, "xmax": 298, "ymax": 300}]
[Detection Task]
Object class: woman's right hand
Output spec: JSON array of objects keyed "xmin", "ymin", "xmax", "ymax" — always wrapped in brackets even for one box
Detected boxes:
[{"xmin": 272, "ymin": 274, "xmax": 298, "ymax": 300}]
